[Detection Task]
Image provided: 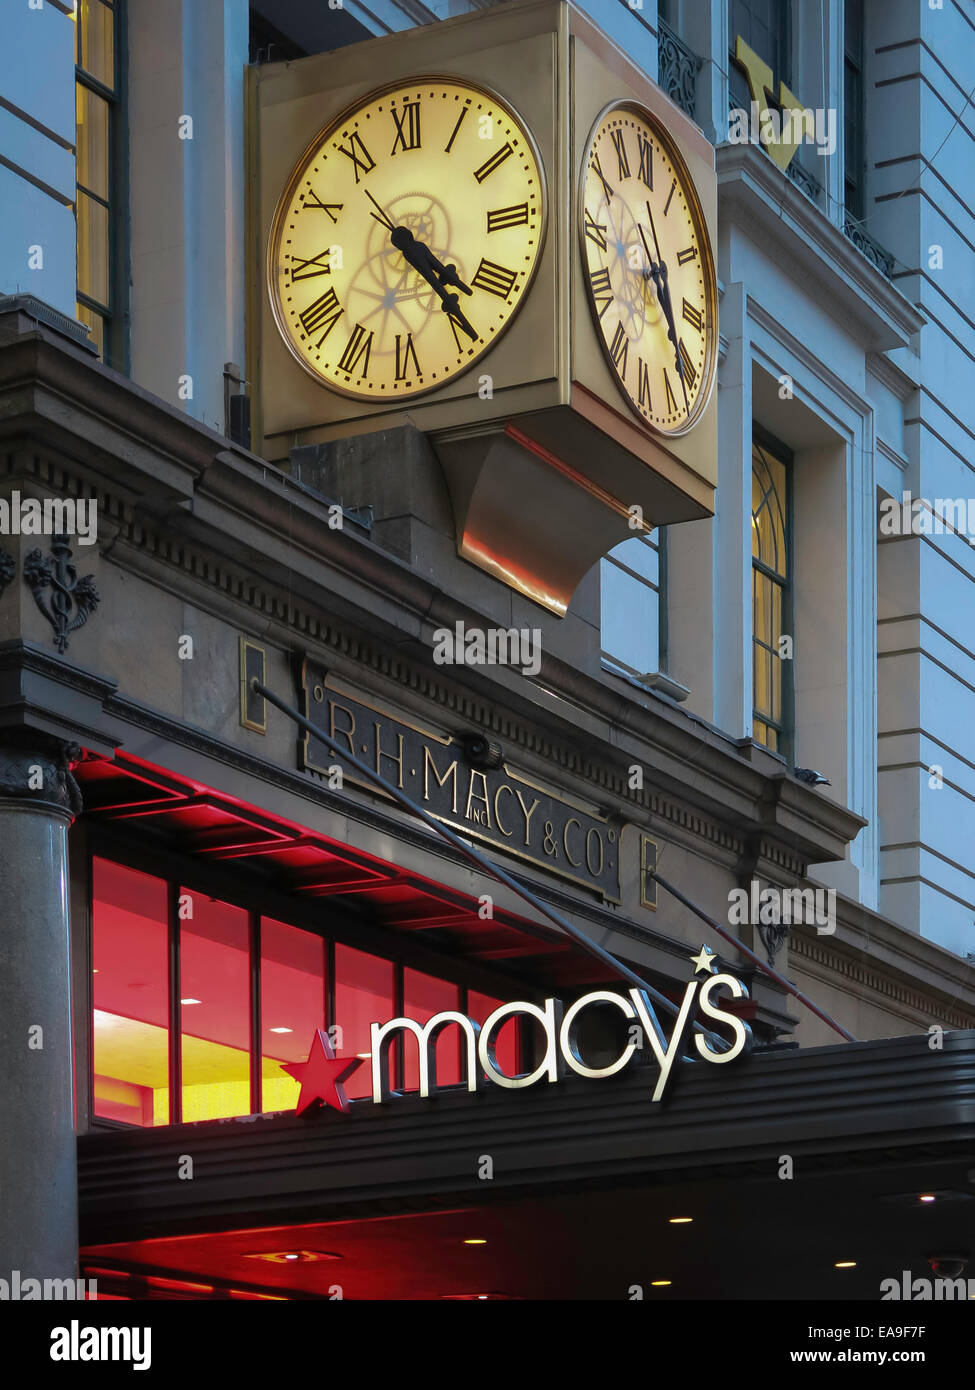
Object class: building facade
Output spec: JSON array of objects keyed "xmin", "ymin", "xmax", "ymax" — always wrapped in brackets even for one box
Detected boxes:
[{"xmin": 1, "ymin": 0, "xmax": 973, "ymax": 1301}]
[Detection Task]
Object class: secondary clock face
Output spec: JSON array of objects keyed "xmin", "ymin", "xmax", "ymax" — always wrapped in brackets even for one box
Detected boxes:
[
  {"xmin": 580, "ymin": 102, "xmax": 717, "ymax": 436},
  {"xmin": 268, "ymin": 77, "xmax": 546, "ymax": 400}
]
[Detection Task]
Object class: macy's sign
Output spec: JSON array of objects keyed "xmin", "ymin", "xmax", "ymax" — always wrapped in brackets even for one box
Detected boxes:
[{"xmin": 282, "ymin": 946, "xmax": 752, "ymax": 1115}]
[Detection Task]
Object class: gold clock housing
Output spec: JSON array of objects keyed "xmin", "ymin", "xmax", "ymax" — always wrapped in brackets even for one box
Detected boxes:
[
  {"xmin": 267, "ymin": 76, "xmax": 547, "ymax": 401},
  {"xmin": 579, "ymin": 100, "xmax": 718, "ymax": 437}
]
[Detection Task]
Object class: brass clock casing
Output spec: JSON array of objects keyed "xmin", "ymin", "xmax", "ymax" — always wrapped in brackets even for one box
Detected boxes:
[
  {"xmin": 578, "ymin": 100, "xmax": 718, "ymax": 439},
  {"xmin": 251, "ymin": 1, "xmax": 719, "ymax": 616},
  {"xmin": 266, "ymin": 76, "xmax": 547, "ymax": 403}
]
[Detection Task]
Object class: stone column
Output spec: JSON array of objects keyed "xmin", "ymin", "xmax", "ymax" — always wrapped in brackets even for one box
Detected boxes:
[{"xmin": 0, "ymin": 733, "xmax": 82, "ymax": 1282}]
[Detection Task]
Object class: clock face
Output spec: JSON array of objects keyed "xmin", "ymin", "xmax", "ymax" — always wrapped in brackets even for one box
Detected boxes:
[
  {"xmin": 579, "ymin": 102, "xmax": 717, "ymax": 436},
  {"xmin": 268, "ymin": 77, "xmax": 546, "ymax": 400}
]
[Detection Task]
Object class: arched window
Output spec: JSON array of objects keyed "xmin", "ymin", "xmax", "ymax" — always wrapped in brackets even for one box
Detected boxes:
[{"xmin": 751, "ymin": 436, "xmax": 792, "ymax": 753}]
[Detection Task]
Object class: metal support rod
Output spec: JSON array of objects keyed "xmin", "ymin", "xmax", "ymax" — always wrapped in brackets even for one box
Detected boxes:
[
  {"xmin": 253, "ymin": 678, "xmax": 727, "ymax": 1050},
  {"xmin": 651, "ymin": 871, "xmax": 859, "ymax": 1043}
]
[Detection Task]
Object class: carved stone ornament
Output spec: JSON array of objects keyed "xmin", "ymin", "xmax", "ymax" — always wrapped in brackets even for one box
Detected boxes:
[
  {"xmin": 23, "ymin": 534, "xmax": 100, "ymax": 654},
  {"xmin": 0, "ymin": 732, "xmax": 83, "ymax": 816},
  {"xmin": 0, "ymin": 548, "xmax": 14, "ymax": 597},
  {"xmin": 757, "ymin": 920, "xmax": 790, "ymax": 967}
]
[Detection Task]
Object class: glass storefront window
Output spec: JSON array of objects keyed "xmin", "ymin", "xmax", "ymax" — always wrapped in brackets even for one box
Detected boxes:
[
  {"xmin": 469, "ymin": 990, "xmax": 519, "ymax": 1079},
  {"xmin": 261, "ymin": 917, "xmax": 327, "ymax": 1113},
  {"xmin": 334, "ymin": 944, "xmax": 395, "ymax": 1100},
  {"xmin": 403, "ymin": 969, "xmax": 461, "ymax": 1090},
  {"xmin": 180, "ymin": 894, "xmax": 251, "ymax": 1121},
  {"xmin": 92, "ymin": 858, "xmax": 170, "ymax": 1126}
]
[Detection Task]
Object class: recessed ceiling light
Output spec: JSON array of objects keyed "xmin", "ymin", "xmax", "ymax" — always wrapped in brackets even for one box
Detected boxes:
[
  {"xmin": 919, "ymin": 1194, "xmax": 936, "ymax": 1203},
  {"xmin": 463, "ymin": 1239, "xmax": 487, "ymax": 1246},
  {"xmin": 269, "ymin": 1027, "xmax": 293, "ymax": 1034},
  {"xmin": 650, "ymin": 1280, "xmax": 672, "ymax": 1287},
  {"xmin": 181, "ymin": 998, "xmax": 202, "ymax": 1005},
  {"xmin": 668, "ymin": 1217, "xmax": 693, "ymax": 1224},
  {"xmin": 835, "ymin": 1261, "xmax": 856, "ymax": 1269}
]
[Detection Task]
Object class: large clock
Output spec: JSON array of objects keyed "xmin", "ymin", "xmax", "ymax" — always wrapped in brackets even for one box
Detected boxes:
[
  {"xmin": 267, "ymin": 77, "xmax": 546, "ymax": 400},
  {"xmin": 580, "ymin": 100, "xmax": 717, "ymax": 437}
]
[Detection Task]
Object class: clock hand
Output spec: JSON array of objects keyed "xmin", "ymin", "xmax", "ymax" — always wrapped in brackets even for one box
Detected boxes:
[
  {"xmin": 638, "ymin": 221, "xmax": 688, "ymax": 405},
  {"xmin": 365, "ymin": 188, "xmax": 395, "ymax": 231},
  {"xmin": 389, "ymin": 226, "xmax": 478, "ymax": 340}
]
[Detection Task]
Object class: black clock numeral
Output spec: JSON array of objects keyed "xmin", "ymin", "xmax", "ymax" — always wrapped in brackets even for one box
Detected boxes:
[
  {"xmin": 663, "ymin": 179, "xmax": 677, "ymax": 217},
  {"xmin": 487, "ymin": 203, "xmax": 529, "ymax": 232},
  {"xmin": 591, "ymin": 150, "xmax": 615, "ymax": 203},
  {"xmin": 447, "ymin": 314, "xmax": 469, "ymax": 352},
  {"xmin": 676, "ymin": 245, "xmax": 698, "ymax": 265},
  {"xmin": 609, "ymin": 322, "xmax": 629, "ymax": 379},
  {"xmin": 335, "ymin": 132, "xmax": 376, "ymax": 183},
  {"xmin": 390, "ymin": 100, "xmax": 421, "ymax": 154},
  {"xmin": 470, "ymin": 257, "xmax": 518, "ymax": 300},
  {"xmin": 663, "ymin": 367, "xmax": 679, "ymax": 414},
  {"xmin": 298, "ymin": 288, "xmax": 342, "ymax": 346},
  {"xmin": 590, "ymin": 266, "xmax": 614, "ymax": 319},
  {"xmin": 395, "ymin": 332, "xmax": 421, "ymax": 380},
  {"xmin": 473, "ymin": 143, "xmax": 513, "ymax": 183},
  {"xmin": 584, "ymin": 208, "xmax": 608, "ymax": 251},
  {"xmin": 677, "ymin": 338, "xmax": 698, "ymax": 391},
  {"xmin": 682, "ymin": 298, "xmax": 703, "ymax": 333},
  {"xmin": 610, "ymin": 128, "xmax": 630, "ymax": 180},
  {"xmin": 638, "ymin": 357, "xmax": 652, "ymax": 411},
  {"xmin": 300, "ymin": 190, "xmax": 343, "ymax": 223},
  {"xmin": 637, "ymin": 134, "xmax": 653, "ymax": 189},
  {"xmin": 445, "ymin": 103, "xmax": 470, "ymax": 153},
  {"xmin": 337, "ymin": 323, "xmax": 373, "ymax": 377},
  {"xmin": 289, "ymin": 247, "xmax": 333, "ymax": 284}
]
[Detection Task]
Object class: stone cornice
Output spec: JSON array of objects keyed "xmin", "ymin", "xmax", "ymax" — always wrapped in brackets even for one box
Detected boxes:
[{"xmin": 717, "ymin": 143, "xmax": 925, "ymax": 352}]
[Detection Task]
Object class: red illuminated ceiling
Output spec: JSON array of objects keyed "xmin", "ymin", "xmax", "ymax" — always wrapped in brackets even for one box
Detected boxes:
[{"xmin": 75, "ymin": 751, "xmax": 596, "ymax": 987}]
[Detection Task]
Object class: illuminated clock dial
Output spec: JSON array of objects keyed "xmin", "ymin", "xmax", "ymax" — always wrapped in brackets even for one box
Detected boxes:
[
  {"xmin": 580, "ymin": 101, "xmax": 717, "ymax": 436},
  {"xmin": 268, "ymin": 78, "xmax": 546, "ymax": 399}
]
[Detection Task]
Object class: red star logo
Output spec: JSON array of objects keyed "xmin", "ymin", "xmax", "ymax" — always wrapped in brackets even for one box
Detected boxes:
[{"xmin": 280, "ymin": 1029, "xmax": 364, "ymax": 1115}]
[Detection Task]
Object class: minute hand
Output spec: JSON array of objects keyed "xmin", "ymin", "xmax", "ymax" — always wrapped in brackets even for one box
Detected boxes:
[{"xmin": 390, "ymin": 226, "xmax": 477, "ymax": 339}]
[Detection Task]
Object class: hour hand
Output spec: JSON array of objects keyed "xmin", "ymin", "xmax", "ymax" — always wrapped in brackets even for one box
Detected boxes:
[
  {"xmin": 441, "ymin": 292, "xmax": 478, "ymax": 341},
  {"xmin": 438, "ymin": 262, "xmax": 472, "ymax": 296}
]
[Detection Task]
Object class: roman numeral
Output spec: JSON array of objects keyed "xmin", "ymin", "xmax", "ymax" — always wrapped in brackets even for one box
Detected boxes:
[
  {"xmin": 390, "ymin": 100, "xmax": 421, "ymax": 154},
  {"xmin": 682, "ymin": 298, "xmax": 703, "ymax": 333},
  {"xmin": 445, "ymin": 103, "xmax": 470, "ymax": 153},
  {"xmin": 663, "ymin": 179, "xmax": 677, "ymax": 216},
  {"xmin": 470, "ymin": 257, "xmax": 518, "ymax": 300},
  {"xmin": 448, "ymin": 314, "xmax": 469, "ymax": 352},
  {"xmin": 663, "ymin": 367, "xmax": 679, "ymax": 414},
  {"xmin": 301, "ymin": 190, "xmax": 343, "ymax": 222},
  {"xmin": 487, "ymin": 203, "xmax": 529, "ymax": 232},
  {"xmin": 394, "ymin": 332, "xmax": 420, "ymax": 380},
  {"xmin": 676, "ymin": 245, "xmax": 698, "ymax": 265},
  {"xmin": 610, "ymin": 129, "xmax": 630, "ymax": 180},
  {"xmin": 298, "ymin": 288, "xmax": 342, "ymax": 345},
  {"xmin": 584, "ymin": 208, "xmax": 607, "ymax": 251},
  {"xmin": 638, "ymin": 357, "xmax": 652, "ymax": 411},
  {"xmin": 337, "ymin": 323, "xmax": 373, "ymax": 376},
  {"xmin": 473, "ymin": 143, "xmax": 513, "ymax": 182},
  {"xmin": 335, "ymin": 132, "xmax": 375, "ymax": 183},
  {"xmin": 591, "ymin": 150, "xmax": 615, "ymax": 203},
  {"xmin": 590, "ymin": 266, "xmax": 614, "ymax": 319},
  {"xmin": 677, "ymin": 338, "xmax": 697, "ymax": 391},
  {"xmin": 637, "ymin": 135, "xmax": 653, "ymax": 189},
  {"xmin": 609, "ymin": 322, "xmax": 629, "ymax": 379},
  {"xmin": 289, "ymin": 248, "xmax": 332, "ymax": 284}
]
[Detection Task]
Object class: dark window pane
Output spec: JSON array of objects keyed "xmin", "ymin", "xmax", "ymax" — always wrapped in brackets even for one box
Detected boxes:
[
  {"xmin": 92, "ymin": 858, "xmax": 170, "ymax": 1126},
  {"xmin": 403, "ymin": 969, "xmax": 461, "ymax": 1090},
  {"xmin": 260, "ymin": 918, "xmax": 326, "ymax": 1112},
  {"xmin": 180, "ymin": 894, "xmax": 251, "ymax": 1120},
  {"xmin": 334, "ymin": 944, "xmax": 394, "ymax": 1100},
  {"xmin": 469, "ymin": 990, "xmax": 519, "ymax": 1079}
]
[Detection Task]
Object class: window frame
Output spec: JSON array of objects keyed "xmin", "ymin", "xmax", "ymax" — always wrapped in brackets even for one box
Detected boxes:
[{"xmin": 750, "ymin": 425, "xmax": 794, "ymax": 760}]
